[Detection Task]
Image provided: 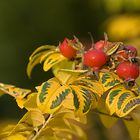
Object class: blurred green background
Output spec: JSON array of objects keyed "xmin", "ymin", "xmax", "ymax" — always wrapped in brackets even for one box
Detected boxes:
[{"xmin": 0, "ymin": 0, "xmax": 140, "ymax": 139}]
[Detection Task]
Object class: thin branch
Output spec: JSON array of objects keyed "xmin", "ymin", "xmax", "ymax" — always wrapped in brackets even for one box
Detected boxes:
[{"xmin": 29, "ymin": 114, "xmax": 53, "ymax": 140}]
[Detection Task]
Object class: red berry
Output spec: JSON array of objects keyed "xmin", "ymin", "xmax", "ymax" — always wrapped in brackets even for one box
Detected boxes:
[
  {"xmin": 59, "ymin": 38, "xmax": 77, "ymax": 59},
  {"xmin": 116, "ymin": 61, "xmax": 139, "ymax": 80},
  {"xmin": 95, "ymin": 40, "xmax": 111, "ymax": 50},
  {"xmin": 125, "ymin": 45, "xmax": 137, "ymax": 57},
  {"xmin": 83, "ymin": 49, "xmax": 107, "ymax": 68}
]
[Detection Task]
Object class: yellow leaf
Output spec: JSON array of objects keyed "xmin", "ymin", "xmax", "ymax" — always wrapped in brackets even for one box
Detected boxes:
[
  {"xmin": 70, "ymin": 85, "xmax": 93, "ymax": 115},
  {"xmin": 123, "ymin": 119, "xmax": 140, "ymax": 140},
  {"xmin": 62, "ymin": 93, "xmax": 74, "ymax": 110},
  {"xmin": 27, "ymin": 45, "xmax": 56, "ymax": 77},
  {"xmin": 40, "ymin": 50, "xmax": 57, "ymax": 63},
  {"xmin": 16, "ymin": 92, "xmax": 37, "ymax": 109},
  {"xmin": 8, "ymin": 112, "xmax": 34, "ymax": 136},
  {"xmin": 55, "ymin": 69, "xmax": 88, "ymax": 85},
  {"xmin": 53, "ymin": 107, "xmax": 87, "ymax": 124},
  {"xmin": 43, "ymin": 52, "xmax": 67, "ymax": 72},
  {"xmin": 69, "ymin": 124, "xmax": 87, "ymax": 140},
  {"xmin": 2, "ymin": 134, "xmax": 27, "ymax": 140},
  {"xmin": 115, "ymin": 91, "xmax": 135, "ymax": 117},
  {"xmin": 29, "ymin": 45, "xmax": 56, "ymax": 60},
  {"xmin": 23, "ymin": 93, "xmax": 38, "ymax": 110},
  {"xmin": 119, "ymin": 96, "xmax": 140, "ymax": 117},
  {"xmin": 99, "ymin": 113, "xmax": 118, "ymax": 128},
  {"xmin": 52, "ymin": 60, "xmax": 76, "ymax": 84},
  {"xmin": 73, "ymin": 76, "xmax": 104, "ymax": 96},
  {"xmin": 99, "ymin": 70, "xmax": 123, "ymax": 92},
  {"xmin": 106, "ymin": 85, "xmax": 135, "ymax": 115},
  {"xmin": 29, "ymin": 109, "xmax": 45, "ymax": 127},
  {"xmin": 37, "ymin": 78, "xmax": 71, "ymax": 113},
  {"xmin": 0, "ymin": 83, "xmax": 31, "ymax": 99}
]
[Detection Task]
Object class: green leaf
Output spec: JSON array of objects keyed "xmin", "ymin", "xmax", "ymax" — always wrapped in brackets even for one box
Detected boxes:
[
  {"xmin": 71, "ymin": 85, "xmax": 93, "ymax": 115},
  {"xmin": 119, "ymin": 96, "xmax": 140, "ymax": 117},
  {"xmin": 99, "ymin": 71, "xmax": 123, "ymax": 92},
  {"xmin": 115, "ymin": 91, "xmax": 135, "ymax": 116},
  {"xmin": 106, "ymin": 85, "xmax": 124, "ymax": 115},
  {"xmin": 37, "ymin": 78, "xmax": 71, "ymax": 113},
  {"xmin": 73, "ymin": 76, "xmax": 104, "ymax": 96},
  {"xmin": 37, "ymin": 78, "xmax": 61, "ymax": 112},
  {"xmin": 106, "ymin": 85, "xmax": 135, "ymax": 115}
]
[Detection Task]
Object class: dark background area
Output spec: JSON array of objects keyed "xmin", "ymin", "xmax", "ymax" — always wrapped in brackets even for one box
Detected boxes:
[{"xmin": 0, "ymin": 0, "xmax": 140, "ymax": 139}]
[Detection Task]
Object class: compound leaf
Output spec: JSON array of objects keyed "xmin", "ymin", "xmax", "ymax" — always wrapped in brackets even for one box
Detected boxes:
[{"xmin": 37, "ymin": 78, "xmax": 71, "ymax": 113}]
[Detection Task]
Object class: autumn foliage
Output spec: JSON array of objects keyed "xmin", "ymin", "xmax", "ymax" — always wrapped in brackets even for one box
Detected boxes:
[{"xmin": 0, "ymin": 35, "xmax": 140, "ymax": 140}]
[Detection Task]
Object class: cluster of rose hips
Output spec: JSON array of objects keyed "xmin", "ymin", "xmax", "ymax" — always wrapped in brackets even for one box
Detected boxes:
[{"xmin": 59, "ymin": 37, "xmax": 140, "ymax": 82}]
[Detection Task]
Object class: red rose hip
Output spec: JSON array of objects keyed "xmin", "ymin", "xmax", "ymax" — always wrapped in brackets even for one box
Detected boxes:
[
  {"xmin": 116, "ymin": 61, "xmax": 139, "ymax": 80},
  {"xmin": 95, "ymin": 40, "xmax": 111, "ymax": 50},
  {"xmin": 83, "ymin": 49, "xmax": 107, "ymax": 68},
  {"xmin": 125, "ymin": 45, "xmax": 137, "ymax": 57},
  {"xmin": 59, "ymin": 38, "xmax": 77, "ymax": 59}
]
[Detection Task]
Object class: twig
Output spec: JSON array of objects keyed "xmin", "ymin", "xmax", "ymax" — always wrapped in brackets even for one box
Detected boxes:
[{"xmin": 29, "ymin": 114, "xmax": 53, "ymax": 140}]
